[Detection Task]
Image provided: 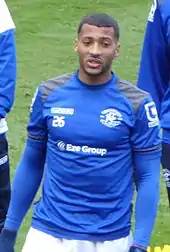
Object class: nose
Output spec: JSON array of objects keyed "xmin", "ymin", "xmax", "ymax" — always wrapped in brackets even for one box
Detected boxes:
[{"xmin": 89, "ymin": 42, "xmax": 101, "ymax": 56}]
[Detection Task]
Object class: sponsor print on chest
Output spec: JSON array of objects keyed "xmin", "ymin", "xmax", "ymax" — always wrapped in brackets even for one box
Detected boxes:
[{"xmin": 48, "ymin": 105, "xmax": 129, "ymax": 152}]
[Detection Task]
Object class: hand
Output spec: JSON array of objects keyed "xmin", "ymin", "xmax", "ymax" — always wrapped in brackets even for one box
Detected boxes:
[
  {"xmin": 129, "ymin": 246, "xmax": 147, "ymax": 252},
  {"xmin": 0, "ymin": 229, "xmax": 17, "ymax": 252}
]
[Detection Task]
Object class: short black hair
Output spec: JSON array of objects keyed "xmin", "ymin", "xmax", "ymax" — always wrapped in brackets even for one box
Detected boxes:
[{"xmin": 77, "ymin": 13, "xmax": 120, "ymax": 40}]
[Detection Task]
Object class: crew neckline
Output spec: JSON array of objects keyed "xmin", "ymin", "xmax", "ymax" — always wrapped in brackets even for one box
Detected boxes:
[{"xmin": 74, "ymin": 71, "xmax": 117, "ymax": 89}]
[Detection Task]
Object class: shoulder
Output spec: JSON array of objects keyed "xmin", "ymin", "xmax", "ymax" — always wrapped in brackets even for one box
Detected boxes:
[
  {"xmin": 41, "ymin": 73, "xmax": 73, "ymax": 103},
  {"xmin": 116, "ymin": 79, "xmax": 150, "ymax": 112}
]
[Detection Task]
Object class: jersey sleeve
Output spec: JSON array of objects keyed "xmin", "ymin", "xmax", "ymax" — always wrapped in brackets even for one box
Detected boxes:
[
  {"xmin": 160, "ymin": 0, "xmax": 170, "ymax": 46},
  {"xmin": 0, "ymin": 1, "xmax": 16, "ymax": 117},
  {"xmin": 131, "ymin": 95, "xmax": 161, "ymax": 248},
  {"xmin": 27, "ymin": 85, "xmax": 47, "ymax": 148},
  {"xmin": 0, "ymin": 29, "xmax": 16, "ymax": 117},
  {"xmin": 131, "ymin": 96, "xmax": 161, "ymax": 152},
  {"xmin": 137, "ymin": 0, "xmax": 169, "ymax": 115}
]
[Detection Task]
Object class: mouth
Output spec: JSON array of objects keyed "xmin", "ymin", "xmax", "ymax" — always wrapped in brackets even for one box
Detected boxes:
[{"xmin": 86, "ymin": 58, "xmax": 102, "ymax": 69}]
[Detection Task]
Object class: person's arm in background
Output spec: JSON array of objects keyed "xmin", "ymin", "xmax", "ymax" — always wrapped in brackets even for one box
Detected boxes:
[
  {"xmin": 0, "ymin": 0, "xmax": 17, "ymax": 232},
  {"xmin": 137, "ymin": 0, "xmax": 170, "ymax": 209},
  {"xmin": 0, "ymin": 86, "xmax": 48, "ymax": 252},
  {"xmin": 137, "ymin": 0, "xmax": 170, "ymax": 115},
  {"xmin": 158, "ymin": 0, "xmax": 170, "ymax": 207},
  {"xmin": 0, "ymin": 0, "xmax": 16, "ymax": 117},
  {"xmin": 129, "ymin": 96, "xmax": 161, "ymax": 252}
]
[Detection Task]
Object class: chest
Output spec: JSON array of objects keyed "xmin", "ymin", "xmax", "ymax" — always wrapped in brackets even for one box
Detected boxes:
[{"xmin": 44, "ymin": 90, "xmax": 134, "ymax": 148}]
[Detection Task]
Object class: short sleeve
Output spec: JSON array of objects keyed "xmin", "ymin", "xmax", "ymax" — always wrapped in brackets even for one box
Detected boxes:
[
  {"xmin": 131, "ymin": 96, "xmax": 161, "ymax": 152},
  {"xmin": 27, "ymin": 85, "xmax": 47, "ymax": 145}
]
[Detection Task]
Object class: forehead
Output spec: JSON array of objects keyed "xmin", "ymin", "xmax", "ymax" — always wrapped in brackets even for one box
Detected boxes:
[{"xmin": 79, "ymin": 24, "xmax": 115, "ymax": 39}]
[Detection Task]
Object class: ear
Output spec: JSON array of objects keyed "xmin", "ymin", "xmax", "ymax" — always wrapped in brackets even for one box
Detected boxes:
[
  {"xmin": 74, "ymin": 39, "xmax": 78, "ymax": 52},
  {"xmin": 114, "ymin": 42, "xmax": 120, "ymax": 58}
]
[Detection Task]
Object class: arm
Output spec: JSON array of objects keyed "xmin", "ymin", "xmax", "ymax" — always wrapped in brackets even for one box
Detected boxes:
[
  {"xmin": 4, "ymin": 140, "xmax": 46, "ymax": 230},
  {"xmin": 4, "ymin": 85, "xmax": 47, "ymax": 231},
  {"xmin": 0, "ymin": 142, "xmax": 46, "ymax": 252},
  {"xmin": 0, "ymin": 0, "xmax": 16, "ymax": 117},
  {"xmin": 131, "ymin": 96, "xmax": 161, "ymax": 250},
  {"xmin": 137, "ymin": 0, "xmax": 170, "ymax": 115},
  {"xmin": 133, "ymin": 150, "xmax": 160, "ymax": 249},
  {"xmin": 0, "ymin": 86, "xmax": 47, "ymax": 251}
]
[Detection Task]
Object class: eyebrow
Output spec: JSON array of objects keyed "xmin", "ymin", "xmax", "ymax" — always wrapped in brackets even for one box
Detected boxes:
[{"xmin": 81, "ymin": 36, "xmax": 112, "ymax": 40}]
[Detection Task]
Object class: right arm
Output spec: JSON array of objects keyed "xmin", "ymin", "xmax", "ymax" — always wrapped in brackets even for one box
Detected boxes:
[
  {"xmin": 4, "ymin": 139, "xmax": 46, "ymax": 231},
  {"xmin": 0, "ymin": 86, "xmax": 47, "ymax": 251}
]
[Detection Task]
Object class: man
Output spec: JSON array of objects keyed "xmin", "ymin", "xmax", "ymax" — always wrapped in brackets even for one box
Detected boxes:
[
  {"xmin": 0, "ymin": 13, "xmax": 161, "ymax": 252},
  {"xmin": 137, "ymin": 0, "xmax": 170, "ymax": 207},
  {"xmin": 0, "ymin": 1, "xmax": 17, "ymax": 231}
]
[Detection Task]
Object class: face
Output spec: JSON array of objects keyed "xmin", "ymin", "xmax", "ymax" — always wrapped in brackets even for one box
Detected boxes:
[{"xmin": 74, "ymin": 24, "xmax": 120, "ymax": 78}]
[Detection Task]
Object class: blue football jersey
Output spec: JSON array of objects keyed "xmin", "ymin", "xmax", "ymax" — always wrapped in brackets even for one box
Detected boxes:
[
  {"xmin": 137, "ymin": 0, "xmax": 170, "ymax": 136},
  {"xmin": 27, "ymin": 72, "xmax": 161, "ymax": 241}
]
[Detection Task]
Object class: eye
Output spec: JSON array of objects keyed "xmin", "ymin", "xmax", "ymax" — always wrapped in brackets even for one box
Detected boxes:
[
  {"xmin": 102, "ymin": 42, "xmax": 110, "ymax": 47},
  {"xmin": 83, "ymin": 41, "xmax": 91, "ymax": 46}
]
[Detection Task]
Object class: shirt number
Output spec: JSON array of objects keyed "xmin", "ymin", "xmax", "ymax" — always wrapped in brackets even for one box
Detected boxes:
[{"xmin": 52, "ymin": 116, "xmax": 65, "ymax": 128}]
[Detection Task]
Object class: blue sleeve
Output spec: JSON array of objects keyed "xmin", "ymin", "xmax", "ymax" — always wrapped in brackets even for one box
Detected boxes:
[
  {"xmin": 131, "ymin": 96, "xmax": 161, "ymax": 151},
  {"xmin": 4, "ymin": 86, "xmax": 47, "ymax": 231},
  {"xmin": 137, "ymin": 0, "xmax": 170, "ymax": 115},
  {"xmin": 160, "ymin": 0, "xmax": 170, "ymax": 46},
  {"xmin": 27, "ymin": 86, "xmax": 48, "ymax": 144},
  {"xmin": 0, "ymin": 29, "xmax": 16, "ymax": 117},
  {"xmin": 133, "ymin": 151, "xmax": 160, "ymax": 249},
  {"xmin": 131, "ymin": 96, "xmax": 161, "ymax": 249},
  {"xmin": 4, "ymin": 142, "xmax": 46, "ymax": 230}
]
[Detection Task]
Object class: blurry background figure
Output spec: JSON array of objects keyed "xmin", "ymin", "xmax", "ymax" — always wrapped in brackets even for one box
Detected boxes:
[
  {"xmin": 0, "ymin": 0, "xmax": 17, "ymax": 231},
  {"xmin": 137, "ymin": 0, "xmax": 170, "ymax": 208}
]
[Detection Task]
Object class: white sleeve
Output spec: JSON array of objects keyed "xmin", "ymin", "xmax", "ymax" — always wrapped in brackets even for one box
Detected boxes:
[{"xmin": 0, "ymin": 0, "xmax": 15, "ymax": 33}]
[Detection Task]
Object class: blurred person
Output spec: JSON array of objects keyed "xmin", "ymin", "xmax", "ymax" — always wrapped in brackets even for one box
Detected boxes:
[
  {"xmin": 137, "ymin": 0, "xmax": 170, "ymax": 207},
  {"xmin": 0, "ymin": 0, "xmax": 17, "ymax": 231}
]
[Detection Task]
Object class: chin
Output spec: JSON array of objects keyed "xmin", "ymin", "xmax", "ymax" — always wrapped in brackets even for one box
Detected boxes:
[{"xmin": 85, "ymin": 68, "xmax": 103, "ymax": 76}]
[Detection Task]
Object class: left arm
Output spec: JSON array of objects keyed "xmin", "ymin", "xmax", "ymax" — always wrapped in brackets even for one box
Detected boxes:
[
  {"xmin": 131, "ymin": 96, "xmax": 161, "ymax": 250},
  {"xmin": 133, "ymin": 150, "xmax": 160, "ymax": 249}
]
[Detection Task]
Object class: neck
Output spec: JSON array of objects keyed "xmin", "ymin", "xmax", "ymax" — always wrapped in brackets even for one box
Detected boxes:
[{"xmin": 78, "ymin": 69, "xmax": 112, "ymax": 85}]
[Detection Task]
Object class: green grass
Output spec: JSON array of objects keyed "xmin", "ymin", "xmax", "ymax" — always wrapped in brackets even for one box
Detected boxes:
[{"xmin": 6, "ymin": 0, "xmax": 169, "ymax": 251}]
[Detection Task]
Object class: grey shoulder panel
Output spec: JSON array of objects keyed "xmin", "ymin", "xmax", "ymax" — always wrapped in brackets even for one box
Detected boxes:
[
  {"xmin": 116, "ymin": 79, "xmax": 149, "ymax": 112},
  {"xmin": 41, "ymin": 74, "xmax": 73, "ymax": 103}
]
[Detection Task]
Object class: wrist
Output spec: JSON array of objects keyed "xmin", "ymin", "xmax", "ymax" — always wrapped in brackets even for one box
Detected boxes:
[
  {"xmin": 129, "ymin": 245, "xmax": 147, "ymax": 252},
  {"xmin": 1, "ymin": 228, "xmax": 17, "ymax": 239},
  {"xmin": 0, "ymin": 228, "xmax": 17, "ymax": 251}
]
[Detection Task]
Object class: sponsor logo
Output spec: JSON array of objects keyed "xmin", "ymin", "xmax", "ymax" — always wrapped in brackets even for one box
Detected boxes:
[
  {"xmin": 148, "ymin": 0, "xmax": 157, "ymax": 22},
  {"xmin": 51, "ymin": 107, "xmax": 74, "ymax": 115},
  {"xmin": 144, "ymin": 102, "xmax": 159, "ymax": 128},
  {"xmin": 57, "ymin": 141, "xmax": 107, "ymax": 156}
]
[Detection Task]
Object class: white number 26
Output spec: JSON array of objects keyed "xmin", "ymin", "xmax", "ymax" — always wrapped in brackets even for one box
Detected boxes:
[{"xmin": 52, "ymin": 116, "xmax": 65, "ymax": 128}]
